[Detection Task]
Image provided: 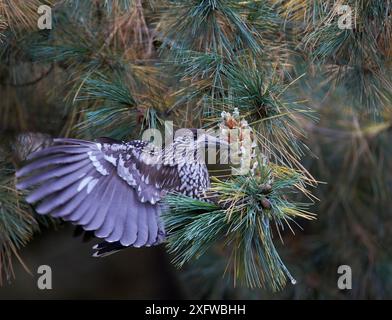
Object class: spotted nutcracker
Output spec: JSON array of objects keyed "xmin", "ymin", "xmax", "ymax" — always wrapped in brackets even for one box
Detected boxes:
[{"xmin": 16, "ymin": 130, "xmax": 227, "ymax": 257}]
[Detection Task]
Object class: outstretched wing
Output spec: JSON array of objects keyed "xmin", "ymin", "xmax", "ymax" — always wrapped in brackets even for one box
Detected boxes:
[{"xmin": 16, "ymin": 138, "xmax": 174, "ymax": 248}]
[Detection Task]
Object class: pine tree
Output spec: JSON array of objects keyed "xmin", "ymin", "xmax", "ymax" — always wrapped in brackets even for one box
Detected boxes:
[{"xmin": 0, "ymin": 0, "xmax": 390, "ymax": 298}]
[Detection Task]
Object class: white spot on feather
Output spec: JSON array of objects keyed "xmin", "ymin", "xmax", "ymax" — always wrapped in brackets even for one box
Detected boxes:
[
  {"xmin": 78, "ymin": 176, "xmax": 93, "ymax": 192},
  {"xmin": 143, "ymin": 175, "xmax": 150, "ymax": 184},
  {"xmin": 117, "ymin": 156, "xmax": 136, "ymax": 185},
  {"xmin": 87, "ymin": 179, "xmax": 98, "ymax": 194},
  {"xmin": 104, "ymin": 154, "xmax": 117, "ymax": 166},
  {"xmin": 88, "ymin": 151, "xmax": 109, "ymax": 175}
]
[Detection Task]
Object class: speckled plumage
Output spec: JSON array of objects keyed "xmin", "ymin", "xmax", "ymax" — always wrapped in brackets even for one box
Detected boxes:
[{"xmin": 16, "ymin": 134, "xmax": 213, "ymax": 257}]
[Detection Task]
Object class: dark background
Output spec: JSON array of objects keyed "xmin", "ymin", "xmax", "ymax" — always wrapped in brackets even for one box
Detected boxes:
[{"xmin": 0, "ymin": 224, "xmax": 183, "ymax": 299}]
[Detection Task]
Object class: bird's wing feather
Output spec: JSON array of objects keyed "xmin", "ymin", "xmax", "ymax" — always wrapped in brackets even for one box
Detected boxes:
[
  {"xmin": 106, "ymin": 140, "xmax": 181, "ymax": 204},
  {"xmin": 16, "ymin": 138, "xmax": 166, "ymax": 247}
]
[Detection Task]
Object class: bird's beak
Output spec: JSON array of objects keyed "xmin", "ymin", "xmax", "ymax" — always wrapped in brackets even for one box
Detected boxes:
[{"xmin": 198, "ymin": 134, "xmax": 229, "ymax": 148}]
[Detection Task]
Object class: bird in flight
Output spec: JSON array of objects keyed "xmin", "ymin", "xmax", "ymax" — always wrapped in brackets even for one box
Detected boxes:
[{"xmin": 16, "ymin": 130, "xmax": 226, "ymax": 257}]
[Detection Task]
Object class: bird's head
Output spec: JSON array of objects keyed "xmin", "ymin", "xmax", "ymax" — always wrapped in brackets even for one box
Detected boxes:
[
  {"xmin": 168, "ymin": 128, "xmax": 229, "ymax": 165},
  {"xmin": 173, "ymin": 128, "xmax": 228, "ymax": 148}
]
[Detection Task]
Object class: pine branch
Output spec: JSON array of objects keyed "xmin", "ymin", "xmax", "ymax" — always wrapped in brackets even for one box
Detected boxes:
[
  {"xmin": 0, "ymin": 0, "xmax": 53, "ymax": 32},
  {"xmin": 163, "ymin": 164, "xmax": 315, "ymax": 290},
  {"xmin": 0, "ymin": 14, "xmax": 6, "ymax": 41},
  {"xmin": 158, "ymin": 0, "xmax": 262, "ymax": 57},
  {"xmin": 74, "ymin": 68, "xmax": 167, "ymax": 139},
  {"xmin": 77, "ymin": 72, "xmax": 136, "ymax": 105},
  {"xmin": 24, "ymin": 3, "xmax": 166, "ymax": 139},
  {"xmin": 295, "ymin": 0, "xmax": 392, "ymax": 111},
  {"xmin": 0, "ymin": 158, "xmax": 38, "ymax": 285},
  {"xmin": 206, "ymin": 60, "xmax": 317, "ymax": 182}
]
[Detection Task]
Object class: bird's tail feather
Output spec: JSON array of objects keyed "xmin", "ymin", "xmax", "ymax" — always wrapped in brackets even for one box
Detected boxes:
[{"xmin": 92, "ymin": 241, "xmax": 126, "ymax": 258}]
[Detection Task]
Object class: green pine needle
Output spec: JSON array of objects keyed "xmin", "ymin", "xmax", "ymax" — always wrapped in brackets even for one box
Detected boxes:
[
  {"xmin": 0, "ymin": 163, "xmax": 38, "ymax": 286},
  {"xmin": 163, "ymin": 164, "xmax": 315, "ymax": 290}
]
